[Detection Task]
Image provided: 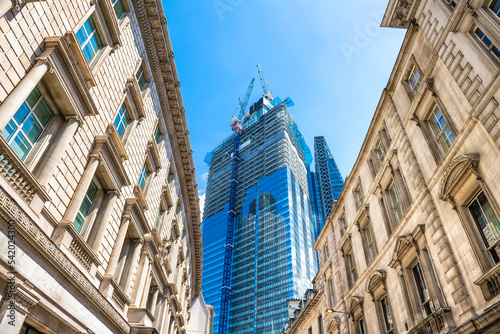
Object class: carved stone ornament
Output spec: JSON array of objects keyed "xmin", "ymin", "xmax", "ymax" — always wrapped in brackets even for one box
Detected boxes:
[
  {"xmin": 328, "ymin": 317, "xmax": 341, "ymax": 334},
  {"xmin": 438, "ymin": 154, "xmax": 480, "ymax": 201}
]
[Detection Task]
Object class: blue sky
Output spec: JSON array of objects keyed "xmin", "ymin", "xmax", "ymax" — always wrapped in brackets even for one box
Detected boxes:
[{"xmin": 165, "ymin": 0, "xmax": 406, "ymax": 203}]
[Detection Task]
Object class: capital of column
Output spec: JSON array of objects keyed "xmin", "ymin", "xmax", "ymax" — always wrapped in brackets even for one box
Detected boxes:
[
  {"xmin": 10, "ymin": 0, "xmax": 25, "ymax": 11},
  {"xmin": 64, "ymin": 115, "xmax": 84, "ymax": 127},
  {"xmin": 35, "ymin": 56, "xmax": 53, "ymax": 74}
]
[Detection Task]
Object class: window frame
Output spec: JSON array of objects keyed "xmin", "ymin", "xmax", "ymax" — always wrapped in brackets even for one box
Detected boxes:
[
  {"xmin": 427, "ymin": 105, "xmax": 455, "ymax": 156},
  {"xmin": 74, "ymin": 180, "xmax": 100, "ymax": 234},
  {"xmin": 75, "ymin": 14, "xmax": 105, "ymax": 65},
  {"xmin": 466, "ymin": 189, "xmax": 500, "ymax": 263},
  {"xmin": 353, "ymin": 181, "xmax": 364, "ymax": 209},
  {"xmin": 389, "ymin": 225, "xmax": 448, "ymax": 328},
  {"xmin": 135, "ymin": 62, "xmax": 150, "ymax": 93},
  {"xmin": 402, "ymin": 56, "xmax": 425, "ymax": 101},
  {"xmin": 3, "ymin": 86, "xmax": 55, "ymax": 165},
  {"xmin": 439, "ymin": 154, "xmax": 500, "ymax": 274},
  {"xmin": 342, "ymin": 239, "xmax": 359, "ymax": 289},
  {"xmin": 138, "ymin": 162, "xmax": 152, "ymax": 193}
]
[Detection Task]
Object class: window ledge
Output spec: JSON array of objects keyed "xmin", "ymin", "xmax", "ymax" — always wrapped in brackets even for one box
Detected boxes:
[
  {"xmin": 67, "ymin": 224, "xmax": 102, "ymax": 271},
  {"xmin": 106, "ymin": 123, "xmax": 129, "ymax": 161},
  {"xmin": 133, "ymin": 184, "xmax": 148, "ymax": 211},
  {"xmin": 110, "ymin": 278, "xmax": 131, "ymax": 312},
  {"xmin": 148, "ymin": 140, "xmax": 161, "ymax": 172},
  {"xmin": 125, "ymin": 78, "xmax": 145, "ymax": 120},
  {"xmin": 0, "ymin": 137, "xmax": 51, "ymax": 205},
  {"xmin": 96, "ymin": 0, "xmax": 122, "ymax": 47},
  {"xmin": 64, "ymin": 32, "xmax": 96, "ymax": 87}
]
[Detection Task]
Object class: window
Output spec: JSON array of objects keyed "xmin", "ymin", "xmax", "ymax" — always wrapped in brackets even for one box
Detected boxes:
[
  {"xmin": 318, "ymin": 315, "xmax": 324, "ymax": 334},
  {"xmin": 429, "ymin": 106, "xmax": 455, "ymax": 154},
  {"xmin": 363, "ymin": 224, "xmax": 377, "ymax": 264},
  {"xmin": 112, "ymin": 0, "xmax": 126, "ymax": 18},
  {"xmin": 388, "ymin": 183, "xmax": 404, "ymax": 224},
  {"xmin": 156, "ymin": 206, "xmax": 165, "ymax": 228},
  {"xmin": 138, "ymin": 164, "xmax": 151, "ymax": 191},
  {"xmin": 154, "ymin": 125, "xmax": 161, "ymax": 144},
  {"xmin": 357, "ymin": 318, "xmax": 367, "ymax": 334},
  {"xmin": 444, "ymin": 0, "xmax": 457, "ymax": 9},
  {"xmin": 475, "ymin": 27, "xmax": 500, "ymax": 59},
  {"xmin": 376, "ymin": 141, "xmax": 385, "ymax": 164},
  {"xmin": 324, "ymin": 244, "xmax": 330, "ymax": 262},
  {"xmin": 113, "ymin": 104, "xmax": 131, "ymax": 139},
  {"xmin": 380, "ymin": 296, "xmax": 394, "ymax": 333},
  {"xmin": 346, "ymin": 251, "xmax": 357, "ymax": 287},
  {"xmin": 136, "ymin": 66, "xmax": 146, "ymax": 91},
  {"xmin": 354, "ymin": 184, "xmax": 364, "ymax": 208},
  {"xmin": 74, "ymin": 181, "xmax": 98, "ymax": 233},
  {"xmin": 491, "ymin": 0, "xmax": 500, "ymax": 19},
  {"xmin": 468, "ymin": 190, "xmax": 500, "ymax": 263},
  {"xmin": 76, "ymin": 16, "xmax": 103, "ymax": 63},
  {"xmin": 328, "ymin": 278, "xmax": 336, "ymax": 307},
  {"xmin": 412, "ymin": 262, "xmax": 433, "ymax": 317},
  {"xmin": 409, "ymin": 66, "xmax": 423, "ymax": 93},
  {"xmin": 114, "ymin": 235, "xmax": 142, "ymax": 289},
  {"xmin": 308, "ymin": 327, "xmax": 312, "ymax": 334},
  {"xmin": 3, "ymin": 87, "xmax": 53, "ymax": 162},
  {"xmin": 339, "ymin": 215, "xmax": 347, "ymax": 236}
]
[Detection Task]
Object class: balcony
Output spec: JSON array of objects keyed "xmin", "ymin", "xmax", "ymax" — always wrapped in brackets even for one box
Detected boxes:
[
  {"xmin": 0, "ymin": 137, "xmax": 49, "ymax": 205},
  {"xmin": 475, "ymin": 262, "xmax": 500, "ymax": 300},
  {"xmin": 408, "ymin": 308, "xmax": 453, "ymax": 334}
]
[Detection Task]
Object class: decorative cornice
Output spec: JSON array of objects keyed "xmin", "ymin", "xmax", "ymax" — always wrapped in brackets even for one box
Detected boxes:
[
  {"xmin": 133, "ymin": 0, "xmax": 202, "ymax": 297},
  {"xmin": 0, "ymin": 186, "xmax": 130, "ymax": 333}
]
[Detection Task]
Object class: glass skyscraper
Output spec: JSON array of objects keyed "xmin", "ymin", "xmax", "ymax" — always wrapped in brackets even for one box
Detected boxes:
[
  {"xmin": 202, "ymin": 97, "xmax": 317, "ymax": 333},
  {"xmin": 308, "ymin": 136, "xmax": 344, "ymax": 237}
]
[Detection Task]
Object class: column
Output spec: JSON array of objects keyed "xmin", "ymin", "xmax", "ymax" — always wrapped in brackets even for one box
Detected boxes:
[
  {"xmin": 0, "ymin": 60, "xmax": 50, "ymax": 131},
  {"xmin": 122, "ymin": 239, "xmax": 142, "ymax": 296},
  {"xmin": 148, "ymin": 287, "xmax": 160, "ymax": 315},
  {"xmin": 103, "ymin": 217, "xmax": 130, "ymax": 278},
  {"xmin": 130, "ymin": 248, "xmax": 151, "ymax": 306},
  {"xmin": 61, "ymin": 155, "xmax": 100, "ymax": 224},
  {"xmin": 140, "ymin": 271, "xmax": 153, "ymax": 308},
  {"xmin": 0, "ymin": 0, "xmax": 12, "ymax": 19},
  {"xmin": 91, "ymin": 190, "xmax": 119, "ymax": 253},
  {"xmin": 51, "ymin": 155, "xmax": 100, "ymax": 246},
  {"xmin": 37, "ymin": 116, "xmax": 81, "ymax": 186}
]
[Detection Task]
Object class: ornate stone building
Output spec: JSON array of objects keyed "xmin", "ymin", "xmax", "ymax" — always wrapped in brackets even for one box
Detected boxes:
[
  {"xmin": 0, "ymin": 0, "xmax": 210, "ymax": 333},
  {"xmin": 283, "ymin": 0, "xmax": 500, "ymax": 333}
]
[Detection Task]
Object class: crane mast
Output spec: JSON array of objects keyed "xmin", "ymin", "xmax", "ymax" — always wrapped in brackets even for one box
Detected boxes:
[{"xmin": 219, "ymin": 78, "xmax": 254, "ymax": 334}]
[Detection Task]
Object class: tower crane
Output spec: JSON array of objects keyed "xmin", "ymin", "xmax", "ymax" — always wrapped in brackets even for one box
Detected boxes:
[
  {"xmin": 257, "ymin": 63, "xmax": 271, "ymax": 97},
  {"xmin": 219, "ymin": 78, "xmax": 254, "ymax": 334}
]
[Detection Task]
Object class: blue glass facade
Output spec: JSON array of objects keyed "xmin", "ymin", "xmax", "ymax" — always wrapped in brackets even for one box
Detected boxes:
[
  {"xmin": 202, "ymin": 101, "xmax": 316, "ymax": 333},
  {"xmin": 307, "ymin": 167, "xmax": 323, "ymax": 239},
  {"xmin": 308, "ymin": 136, "xmax": 344, "ymax": 236}
]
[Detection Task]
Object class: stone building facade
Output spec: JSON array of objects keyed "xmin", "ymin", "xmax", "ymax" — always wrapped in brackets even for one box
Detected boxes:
[
  {"xmin": 284, "ymin": 0, "xmax": 500, "ymax": 333},
  {"xmin": 0, "ymin": 0, "xmax": 210, "ymax": 333}
]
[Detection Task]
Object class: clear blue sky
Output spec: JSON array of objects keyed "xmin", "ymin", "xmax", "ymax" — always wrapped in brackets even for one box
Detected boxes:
[{"xmin": 165, "ymin": 0, "xmax": 406, "ymax": 202}]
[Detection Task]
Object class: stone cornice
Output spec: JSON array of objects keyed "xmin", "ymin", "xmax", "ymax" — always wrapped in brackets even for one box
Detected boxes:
[
  {"xmin": 132, "ymin": 0, "xmax": 202, "ymax": 297},
  {"xmin": 0, "ymin": 186, "xmax": 130, "ymax": 333}
]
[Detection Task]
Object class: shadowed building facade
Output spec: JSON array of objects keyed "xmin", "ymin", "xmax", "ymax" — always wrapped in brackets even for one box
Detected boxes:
[
  {"xmin": 0, "ymin": 0, "xmax": 211, "ymax": 333},
  {"xmin": 282, "ymin": 0, "xmax": 500, "ymax": 333}
]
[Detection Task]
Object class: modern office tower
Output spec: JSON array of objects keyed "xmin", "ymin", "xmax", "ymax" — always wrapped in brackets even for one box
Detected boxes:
[
  {"xmin": 202, "ymin": 93, "xmax": 317, "ymax": 333},
  {"xmin": 308, "ymin": 136, "xmax": 344, "ymax": 237}
]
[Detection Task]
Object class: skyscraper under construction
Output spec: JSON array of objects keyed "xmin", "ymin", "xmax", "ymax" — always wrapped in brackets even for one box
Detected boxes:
[{"xmin": 202, "ymin": 69, "xmax": 317, "ymax": 333}]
